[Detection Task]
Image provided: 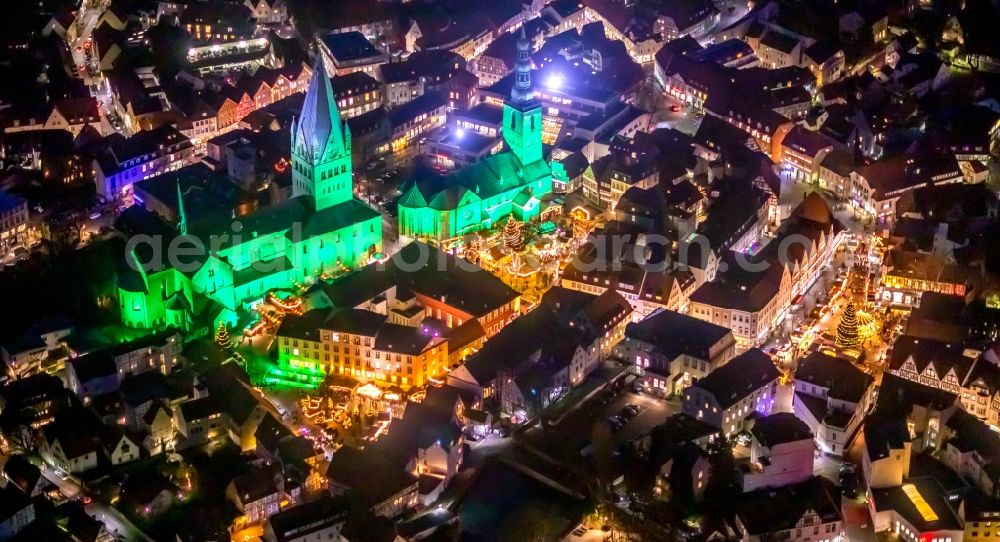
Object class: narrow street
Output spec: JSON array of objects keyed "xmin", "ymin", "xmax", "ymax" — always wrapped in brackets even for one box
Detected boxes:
[{"xmin": 36, "ymin": 461, "xmax": 155, "ymax": 542}]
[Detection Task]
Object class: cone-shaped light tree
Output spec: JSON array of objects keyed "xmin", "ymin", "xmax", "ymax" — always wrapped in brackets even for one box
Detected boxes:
[
  {"xmin": 215, "ymin": 322, "xmax": 233, "ymax": 350},
  {"xmin": 835, "ymin": 302, "xmax": 862, "ymax": 349},
  {"xmin": 502, "ymin": 215, "xmax": 526, "ymax": 252}
]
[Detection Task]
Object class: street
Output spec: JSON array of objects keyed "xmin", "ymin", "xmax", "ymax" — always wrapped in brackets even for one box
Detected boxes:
[
  {"xmin": 66, "ymin": 0, "xmax": 130, "ymax": 136},
  {"xmin": 34, "ymin": 461, "xmax": 154, "ymax": 542}
]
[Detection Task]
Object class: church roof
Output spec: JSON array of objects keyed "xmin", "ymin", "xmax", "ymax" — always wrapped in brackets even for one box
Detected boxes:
[
  {"xmin": 400, "ymin": 152, "xmax": 550, "ymax": 212},
  {"xmin": 297, "ymin": 199, "xmax": 381, "ymax": 239}
]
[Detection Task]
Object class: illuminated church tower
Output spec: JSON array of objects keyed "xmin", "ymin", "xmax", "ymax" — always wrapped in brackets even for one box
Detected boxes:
[
  {"xmin": 291, "ymin": 54, "xmax": 353, "ymax": 210},
  {"xmin": 502, "ymin": 28, "xmax": 544, "ymax": 165}
]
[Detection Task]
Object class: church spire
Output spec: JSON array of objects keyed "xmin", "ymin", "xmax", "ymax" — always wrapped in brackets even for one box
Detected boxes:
[
  {"xmin": 176, "ymin": 181, "xmax": 187, "ymax": 236},
  {"xmin": 502, "ymin": 24, "xmax": 543, "ymax": 165},
  {"xmin": 290, "ymin": 44, "xmax": 356, "ymax": 210},
  {"xmin": 295, "ymin": 51, "xmax": 345, "ymax": 163},
  {"xmin": 510, "ymin": 26, "xmax": 534, "ymax": 104}
]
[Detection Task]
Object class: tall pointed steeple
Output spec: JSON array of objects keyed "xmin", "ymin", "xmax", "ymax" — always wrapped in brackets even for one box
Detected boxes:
[
  {"xmin": 510, "ymin": 26, "xmax": 535, "ymax": 104},
  {"xmin": 176, "ymin": 181, "xmax": 188, "ymax": 236},
  {"xmin": 294, "ymin": 52, "xmax": 345, "ymax": 163},
  {"xmin": 290, "ymin": 45, "xmax": 355, "ymax": 210}
]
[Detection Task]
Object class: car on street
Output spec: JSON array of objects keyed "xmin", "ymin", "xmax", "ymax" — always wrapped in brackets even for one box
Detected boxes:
[
  {"xmin": 88, "ymin": 211, "xmax": 102, "ymax": 220},
  {"xmin": 607, "ymin": 415, "xmax": 624, "ymax": 431},
  {"xmin": 670, "ymin": 104, "xmax": 681, "ymax": 112},
  {"xmin": 621, "ymin": 404, "xmax": 639, "ymax": 419},
  {"xmin": 840, "ymin": 471, "xmax": 858, "ymax": 498}
]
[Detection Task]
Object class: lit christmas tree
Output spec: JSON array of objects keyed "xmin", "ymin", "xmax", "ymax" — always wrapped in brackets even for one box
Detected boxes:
[
  {"xmin": 214, "ymin": 322, "xmax": 233, "ymax": 350},
  {"xmin": 502, "ymin": 215, "xmax": 525, "ymax": 252},
  {"xmin": 835, "ymin": 302, "xmax": 862, "ymax": 349}
]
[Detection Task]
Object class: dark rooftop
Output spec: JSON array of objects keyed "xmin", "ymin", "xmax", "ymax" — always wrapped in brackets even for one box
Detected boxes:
[
  {"xmin": 690, "ymin": 349, "xmax": 780, "ymax": 409},
  {"xmin": 795, "ymin": 351, "xmax": 873, "ymax": 403},
  {"xmin": 321, "ymin": 31, "xmax": 383, "ymax": 63},
  {"xmin": 750, "ymin": 412, "xmax": 813, "ymax": 447},
  {"xmin": 624, "ymin": 309, "xmax": 732, "ymax": 361}
]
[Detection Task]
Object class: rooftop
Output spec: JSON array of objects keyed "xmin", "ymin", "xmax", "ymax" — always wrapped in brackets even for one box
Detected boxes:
[
  {"xmin": 321, "ymin": 31, "xmax": 383, "ymax": 63},
  {"xmin": 267, "ymin": 496, "xmax": 350, "ymax": 542},
  {"xmin": 750, "ymin": 412, "xmax": 813, "ymax": 447},
  {"xmin": 795, "ymin": 351, "xmax": 873, "ymax": 403},
  {"xmin": 737, "ymin": 477, "xmax": 842, "ymax": 535},
  {"xmin": 689, "ymin": 349, "xmax": 780, "ymax": 409},
  {"xmin": 871, "ymin": 478, "xmax": 963, "ymax": 532},
  {"xmin": 624, "ymin": 309, "xmax": 732, "ymax": 361}
]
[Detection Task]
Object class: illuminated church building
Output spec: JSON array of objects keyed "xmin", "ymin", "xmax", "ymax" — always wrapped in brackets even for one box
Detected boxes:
[
  {"xmin": 397, "ymin": 29, "xmax": 553, "ymax": 241},
  {"xmin": 117, "ymin": 56, "xmax": 383, "ymax": 331}
]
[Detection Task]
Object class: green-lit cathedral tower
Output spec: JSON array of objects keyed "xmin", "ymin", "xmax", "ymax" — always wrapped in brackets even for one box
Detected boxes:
[
  {"xmin": 503, "ymin": 28, "xmax": 544, "ymax": 165},
  {"xmin": 291, "ymin": 54, "xmax": 353, "ymax": 210}
]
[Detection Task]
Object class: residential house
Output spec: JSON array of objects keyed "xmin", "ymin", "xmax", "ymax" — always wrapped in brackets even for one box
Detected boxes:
[
  {"xmin": 616, "ymin": 308, "xmax": 736, "ymax": 396},
  {"xmin": 367, "ymin": 399, "xmax": 465, "ymax": 503},
  {"xmin": 119, "ymin": 471, "xmax": 177, "ymax": 519},
  {"xmin": 793, "ymin": 351, "xmax": 876, "ymax": 456},
  {"xmin": 688, "ymin": 251, "xmax": 792, "ymax": 350},
  {"xmin": 561, "ymin": 222, "xmax": 698, "ymax": 317},
  {"xmin": 447, "ymin": 287, "xmax": 631, "ymax": 416},
  {"xmin": 245, "ymin": 0, "xmax": 287, "ymax": 25},
  {"xmin": 100, "ymin": 426, "xmax": 141, "ymax": 466},
  {"xmin": 263, "ymin": 495, "xmax": 350, "ymax": 542},
  {"xmin": 742, "ymin": 413, "xmax": 815, "ymax": 491},
  {"xmin": 3, "ymin": 98, "xmax": 111, "ymax": 138},
  {"xmin": 734, "ymin": 477, "xmax": 844, "ymax": 542},
  {"xmin": 888, "ymin": 336, "xmax": 999, "ymax": 427},
  {"xmin": 780, "ymin": 126, "xmax": 837, "ymax": 183},
  {"xmin": 226, "ymin": 464, "xmax": 300, "ymax": 524},
  {"xmin": 681, "ymin": 348, "xmax": 781, "ymax": 435},
  {"xmin": 863, "ymin": 414, "xmax": 913, "ymax": 489},
  {"xmin": 330, "ymin": 71, "xmax": 383, "ymax": 119},
  {"xmin": 93, "ymin": 125, "xmax": 195, "ymax": 201},
  {"xmin": 941, "ymin": 410, "xmax": 1000, "ymax": 499},
  {"xmin": 326, "ymin": 446, "xmax": 419, "ymax": 518},
  {"xmin": 142, "ymin": 401, "xmax": 175, "ymax": 454},
  {"xmin": 39, "ymin": 411, "xmax": 102, "ymax": 474},
  {"xmin": 379, "ymin": 50, "xmax": 465, "ymax": 108}
]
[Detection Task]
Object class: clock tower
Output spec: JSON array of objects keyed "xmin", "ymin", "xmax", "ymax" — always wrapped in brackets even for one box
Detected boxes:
[{"xmin": 502, "ymin": 27, "xmax": 544, "ymax": 166}]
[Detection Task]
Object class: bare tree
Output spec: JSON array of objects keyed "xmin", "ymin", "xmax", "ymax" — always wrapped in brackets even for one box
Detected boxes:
[
  {"xmin": 636, "ymin": 74, "xmax": 671, "ymax": 131},
  {"xmin": 40, "ymin": 210, "xmax": 86, "ymax": 256}
]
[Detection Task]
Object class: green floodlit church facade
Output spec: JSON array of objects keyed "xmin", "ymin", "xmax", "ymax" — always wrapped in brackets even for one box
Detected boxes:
[
  {"xmin": 117, "ymin": 55, "xmax": 383, "ymax": 332},
  {"xmin": 397, "ymin": 29, "xmax": 552, "ymax": 242}
]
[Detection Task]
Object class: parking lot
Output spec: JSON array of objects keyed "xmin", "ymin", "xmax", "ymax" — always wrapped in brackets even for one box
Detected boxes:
[{"xmin": 524, "ymin": 377, "xmax": 680, "ymax": 463}]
